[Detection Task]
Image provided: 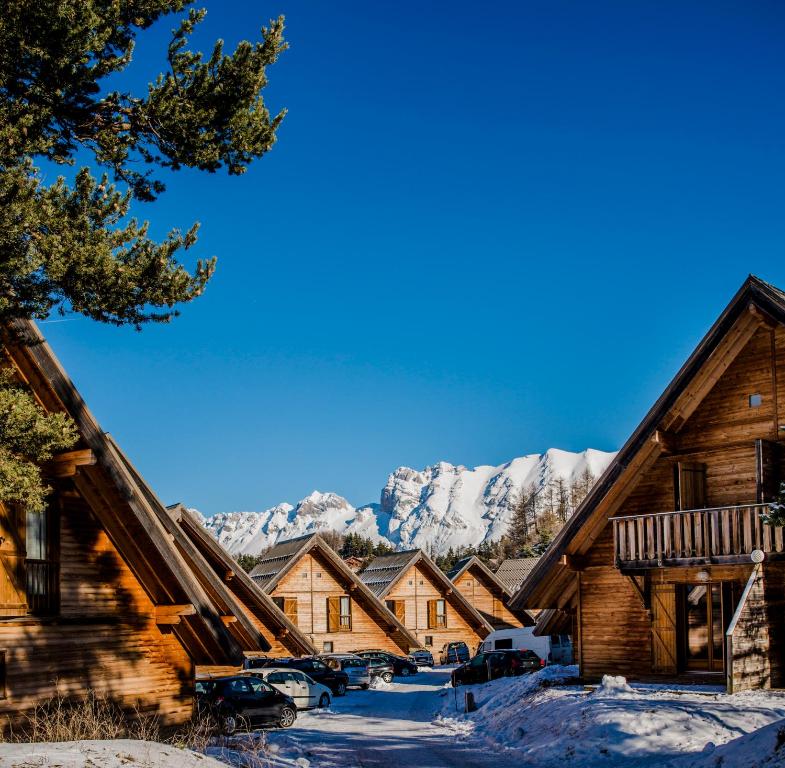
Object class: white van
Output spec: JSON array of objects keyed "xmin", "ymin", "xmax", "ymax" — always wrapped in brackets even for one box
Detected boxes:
[{"xmin": 478, "ymin": 627, "xmax": 573, "ymax": 665}]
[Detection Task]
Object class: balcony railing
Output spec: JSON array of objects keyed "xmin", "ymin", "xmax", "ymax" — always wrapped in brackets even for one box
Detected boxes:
[{"xmin": 611, "ymin": 504, "xmax": 784, "ymax": 569}]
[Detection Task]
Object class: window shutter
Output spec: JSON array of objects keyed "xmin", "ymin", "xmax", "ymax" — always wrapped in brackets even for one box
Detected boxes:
[
  {"xmin": 284, "ymin": 598, "xmax": 298, "ymax": 624},
  {"xmin": 0, "ymin": 503, "xmax": 27, "ymax": 617},
  {"xmin": 651, "ymin": 583, "xmax": 677, "ymax": 674},
  {"xmin": 327, "ymin": 596, "xmax": 340, "ymax": 633},
  {"xmin": 395, "ymin": 600, "xmax": 405, "ymax": 623},
  {"xmin": 427, "ymin": 600, "xmax": 436, "ymax": 629}
]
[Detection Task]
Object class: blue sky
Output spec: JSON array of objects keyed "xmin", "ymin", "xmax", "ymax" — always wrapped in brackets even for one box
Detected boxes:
[{"xmin": 43, "ymin": 1, "xmax": 785, "ymax": 515}]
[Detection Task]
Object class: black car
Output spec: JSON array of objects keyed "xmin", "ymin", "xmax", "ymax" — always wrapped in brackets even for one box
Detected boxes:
[
  {"xmin": 195, "ymin": 675, "xmax": 297, "ymax": 734},
  {"xmin": 364, "ymin": 656, "xmax": 395, "ymax": 684},
  {"xmin": 451, "ymin": 650, "xmax": 544, "ymax": 687},
  {"xmin": 245, "ymin": 657, "xmax": 350, "ymax": 696},
  {"xmin": 408, "ymin": 649, "xmax": 434, "ymax": 667},
  {"xmin": 352, "ymin": 650, "xmax": 418, "ymax": 677}
]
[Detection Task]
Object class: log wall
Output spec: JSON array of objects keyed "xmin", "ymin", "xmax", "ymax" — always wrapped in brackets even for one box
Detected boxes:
[{"xmin": 453, "ymin": 569, "xmax": 522, "ymax": 629}]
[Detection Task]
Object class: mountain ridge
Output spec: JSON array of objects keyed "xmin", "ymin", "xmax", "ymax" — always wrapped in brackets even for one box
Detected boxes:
[{"xmin": 201, "ymin": 448, "xmax": 616, "ymax": 556}]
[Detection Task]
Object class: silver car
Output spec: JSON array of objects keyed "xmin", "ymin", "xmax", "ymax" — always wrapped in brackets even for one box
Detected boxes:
[{"xmin": 319, "ymin": 653, "xmax": 371, "ymax": 689}]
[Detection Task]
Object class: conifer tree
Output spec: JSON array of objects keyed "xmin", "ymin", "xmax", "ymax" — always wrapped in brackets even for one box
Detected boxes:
[{"xmin": 0, "ymin": 1, "xmax": 287, "ymax": 511}]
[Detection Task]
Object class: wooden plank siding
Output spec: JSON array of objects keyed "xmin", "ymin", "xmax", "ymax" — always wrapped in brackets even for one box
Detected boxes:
[
  {"xmin": 269, "ymin": 551, "xmax": 406, "ymax": 654},
  {"xmin": 452, "ymin": 571, "xmax": 523, "ymax": 630},
  {"xmin": 384, "ymin": 564, "xmax": 485, "ymax": 653}
]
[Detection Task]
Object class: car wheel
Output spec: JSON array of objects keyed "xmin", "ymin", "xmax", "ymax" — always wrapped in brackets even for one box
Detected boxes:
[
  {"xmin": 335, "ymin": 682, "xmax": 347, "ymax": 696},
  {"xmin": 381, "ymin": 672, "xmax": 393, "ymax": 683},
  {"xmin": 319, "ymin": 693, "xmax": 331, "ymax": 708},
  {"xmin": 399, "ymin": 667, "xmax": 410, "ymax": 677},
  {"xmin": 278, "ymin": 706, "xmax": 296, "ymax": 729},
  {"xmin": 221, "ymin": 712, "xmax": 238, "ymax": 736}
]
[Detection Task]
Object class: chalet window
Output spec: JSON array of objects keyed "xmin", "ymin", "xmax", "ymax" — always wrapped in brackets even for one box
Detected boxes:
[
  {"xmin": 386, "ymin": 599, "xmax": 406, "ymax": 623},
  {"xmin": 424, "ymin": 635, "xmax": 433, "ymax": 647},
  {"xmin": 749, "ymin": 393, "xmax": 763, "ymax": 408},
  {"xmin": 323, "ymin": 641, "xmax": 333, "ymax": 653},
  {"xmin": 25, "ymin": 502, "xmax": 60, "ymax": 617},
  {"xmin": 674, "ymin": 463, "xmax": 707, "ymax": 511},
  {"xmin": 327, "ymin": 596, "xmax": 352, "ymax": 632},
  {"xmin": 273, "ymin": 596, "xmax": 298, "ymax": 624},
  {"xmin": 427, "ymin": 599, "xmax": 447, "ymax": 629},
  {"xmin": 0, "ymin": 650, "xmax": 5, "ymax": 699}
]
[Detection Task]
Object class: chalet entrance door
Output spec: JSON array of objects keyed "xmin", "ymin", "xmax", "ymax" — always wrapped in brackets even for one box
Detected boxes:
[{"xmin": 682, "ymin": 583, "xmax": 724, "ymax": 672}]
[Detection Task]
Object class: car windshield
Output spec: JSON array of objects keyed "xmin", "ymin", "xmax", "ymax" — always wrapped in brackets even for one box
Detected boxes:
[{"xmin": 247, "ymin": 678, "xmax": 274, "ymax": 694}]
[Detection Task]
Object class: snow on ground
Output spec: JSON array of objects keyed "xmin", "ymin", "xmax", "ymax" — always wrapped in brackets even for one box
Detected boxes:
[
  {"xmin": 435, "ymin": 665, "xmax": 785, "ymax": 766},
  {"xmin": 0, "ymin": 739, "xmax": 226, "ymax": 768}
]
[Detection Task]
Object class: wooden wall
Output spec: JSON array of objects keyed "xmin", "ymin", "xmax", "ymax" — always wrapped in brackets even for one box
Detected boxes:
[
  {"xmin": 270, "ymin": 552, "xmax": 404, "ymax": 654},
  {"xmin": 385, "ymin": 564, "xmax": 484, "ymax": 653},
  {"xmin": 0, "ymin": 490, "xmax": 194, "ymax": 728},
  {"xmin": 453, "ymin": 569, "xmax": 522, "ymax": 630}
]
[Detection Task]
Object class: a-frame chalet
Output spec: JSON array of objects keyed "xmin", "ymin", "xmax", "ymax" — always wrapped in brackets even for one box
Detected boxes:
[{"xmin": 512, "ymin": 276, "xmax": 785, "ymax": 692}]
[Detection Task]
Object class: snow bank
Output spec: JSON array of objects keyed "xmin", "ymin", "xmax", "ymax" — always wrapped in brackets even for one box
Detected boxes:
[
  {"xmin": 435, "ymin": 667, "xmax": 785, "ymax": 767},
  {"xmin": 370, "ymin": 676, "xmax": 393, "ymax": 690},
  {"xmin": 0, "ymin": 739, "xmax": 226, "ymax": 768},
  {"xmin": 676, "ymin": 718, "xmax": 785, "ymax": 767}
]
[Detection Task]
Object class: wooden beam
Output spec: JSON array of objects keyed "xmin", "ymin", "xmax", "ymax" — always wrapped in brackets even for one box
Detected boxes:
[
  {"xmin": 220, "ymin": 615, "xmax": 238, "ymax": 625},
  {"xmin": 559, "ymin": 554, "xmax": 587, "ymax": 571},
  {"xmin": 43, "ymin": 448, "xmax": 96, "ymax": 477},
  {"xmin": 155, "ymin": 604, "xmax": 196, "ymax": 625},
  {"xmin": 224, "ymin": 570, "xmax": 235, "ymax": 582}
]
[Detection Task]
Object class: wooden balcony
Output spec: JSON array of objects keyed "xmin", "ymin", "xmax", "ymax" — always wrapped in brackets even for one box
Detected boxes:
[{"xmin": 611, "ymin": 504, "xmax": 785, "ymax": 570}]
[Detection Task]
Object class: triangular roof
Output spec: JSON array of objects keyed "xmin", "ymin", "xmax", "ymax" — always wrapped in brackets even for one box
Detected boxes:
[
  {"xmin": 250, "ymin": 533, "xmax": 422, "ymax": 653},
  {"xmin": 168, "ymin": 504, "xmax": 315, "ymax": 656},
  {"xmin": 359, "ymin": 549, "xmax": 494, "ymax": 636},
  {"xmin": 495, "ymin": 557, "xmax": 541, "ymax": 592},
  {"xmin": 511, "ymin": 275, "xmax": 785, "ymax": 611},
  {"xmin": 3, "ymin": 319, "xmax": 247, "ymax": 665},
  {"xmin": 447, "ymin": 556, "xmax": 535, "ymax": 627}
]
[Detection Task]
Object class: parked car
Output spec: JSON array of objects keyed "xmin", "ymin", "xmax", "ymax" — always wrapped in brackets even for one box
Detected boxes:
[
  {"xmin": 477, "ymin": 627, "xmax": 572, "ymax": 665},
  {"xmin": 365, "ymin": 656, "xmax": 395, "ymax": 684},
  {"xmin": 319, "ymin": 653, "xmax": 371, "ymax": 689},
  {"xmin": 408, "ymin": 648, "xmax": 434, "ymax": 667},
  {"xmin": 451, "ymin": 650, "xmax": 544, "ymax": 687},
  {"xmin": 244, "ymin": 657, "xmax": 350, "ymax": 696},
  {"xmin": 251, "ymin": 667, "xmax": 332, "ymax": 709},
  {"xmin": 439, "ymin": 641, "xmax": 470, "ymax": 664},
  {"xmin": 194, "ymin": 675, "xmax": 297, "ymax": 734},
  {"xmin": 352, "ymin": 649, "xmax": 418, "ymax": 677}
]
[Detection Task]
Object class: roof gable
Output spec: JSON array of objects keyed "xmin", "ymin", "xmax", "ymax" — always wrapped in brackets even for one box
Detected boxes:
[{"xmin": 511, "ymin": 275, "xmax": 785, "ymax": 610}]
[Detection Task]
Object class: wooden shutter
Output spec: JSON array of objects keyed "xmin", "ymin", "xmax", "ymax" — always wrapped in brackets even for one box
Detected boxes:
[
  {"xmin": 651, "ymin": 583, "xmax": 678, "ymax": 674},
  {"xmin": 0, "ymin": 503, "xmax": 27, "ymax": 617},
  {"xmin": 394, "ymin": 600, "xmax": 405, "ymax": 623},
  {"xmin": 427, "ymin": 599, "xmax": 437, "ymax": 629},
  {"xmin": 676, "ymin": 463, "xmax": 706, "ymax": 511},
  {"xmin": 284, "ymin": 598, "xmax": 298, "ymax": 624},
  {"xmin": 327, "ymin": 596, "xmax": 340, "ymax": 633}
]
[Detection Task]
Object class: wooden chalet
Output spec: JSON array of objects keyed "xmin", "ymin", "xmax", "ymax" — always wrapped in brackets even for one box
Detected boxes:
[
  {"xmin": 511, "ymin": 276, "xmax": 785, "ymax": 692},
  {"xmin": 169, "ymin": 504, "xmax": 315, "ymax": 659},
  {"xmin": 249, "ymin": 534, "xmax": 419, "ymax": 654},
  {"xmin": 447, "ymin": 556, "xmax": 533, "ymax": 630},
  {"xmin": 359, "ymin": 550, "xmax": 493, "ymax": 652},
  {"xmin": 0, "ymin": 320, "xmax": 269, "ymax": 727}
]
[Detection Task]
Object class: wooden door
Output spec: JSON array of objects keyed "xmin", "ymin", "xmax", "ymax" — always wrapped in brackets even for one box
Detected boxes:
[
  {"xmin": 651, "ymin": 583, "xmax": 678, "ymax": 674},
  {"xmin": 756, "ymin": 439, "xmax": 782, "ymax": 503},
  {"xmin": 676, "ymin": 463, "xmax": 707, "ymax": 511},
  {"xmin": 0, "ymin": 502, "xmax": 26, "ymax": 617}
]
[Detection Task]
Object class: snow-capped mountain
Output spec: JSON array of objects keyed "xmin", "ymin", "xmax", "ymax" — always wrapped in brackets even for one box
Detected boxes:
[{"xmin": 202, "ymin": 448, "xmax": 616, "ymax": 556}]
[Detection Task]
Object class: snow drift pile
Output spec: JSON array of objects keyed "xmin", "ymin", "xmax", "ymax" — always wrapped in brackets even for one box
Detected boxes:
[
  {"xmin": 202, "ymin": 448, "xmax": 616, "ymax": 555},
  {"xmin": 435, "ymin": 666, "xmax": 785, "ymax": 767}
]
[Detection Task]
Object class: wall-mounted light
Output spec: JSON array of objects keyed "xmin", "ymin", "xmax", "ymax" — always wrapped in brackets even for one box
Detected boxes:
[
  {"xmin": 696, "ymin": 570, "xmax": 710, "ymax": 582},
  {"xmin": 751, "ymin": 549, "xmax": 765, "ymax": 564}
]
